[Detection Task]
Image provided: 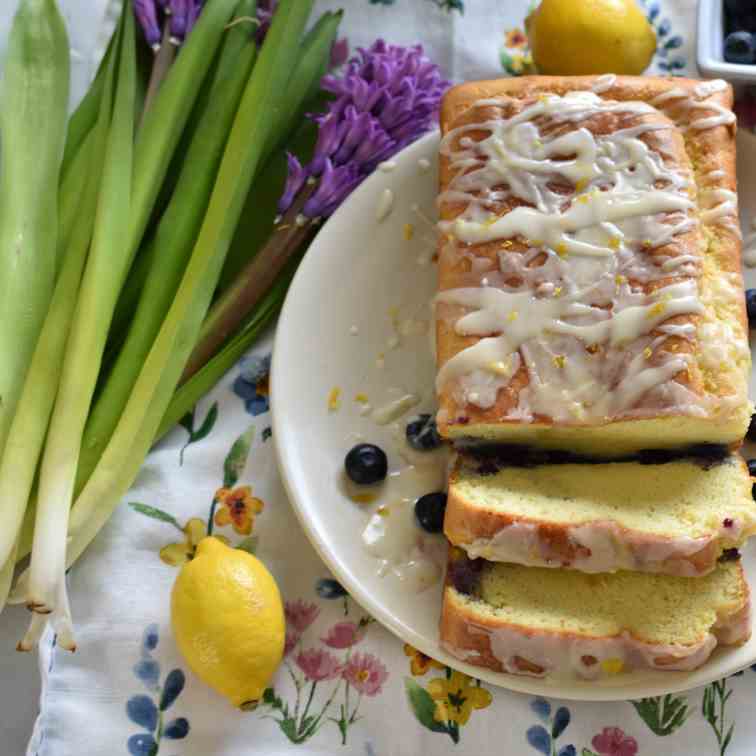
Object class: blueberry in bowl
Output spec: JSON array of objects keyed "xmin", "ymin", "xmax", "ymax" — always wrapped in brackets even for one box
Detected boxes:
[{"xmin": 724, "ymin": 30, "xmax": 756, "ymax": 63}]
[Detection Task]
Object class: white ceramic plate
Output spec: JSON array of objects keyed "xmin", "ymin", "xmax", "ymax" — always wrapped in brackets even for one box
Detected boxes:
[{"xmin": 272, "ymin": 129, "xmax": 756, "ymax": 702}]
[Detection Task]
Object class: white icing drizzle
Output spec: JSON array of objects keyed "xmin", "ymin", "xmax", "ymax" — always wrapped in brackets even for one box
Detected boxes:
[
  {"xmin": 376, "ymin": 188, "xmax": 394, "ymax": 221},
  {"xmin": 436, "ymin": 92, "xmax": 705, "ymax": 418},
  {"xmin": 700, "ymin": 187, "xmax": 740, "ymax": 236},
  {"xmin": 591, "ymin": 74, "xmax": 616, "ymax": 94},
  {"xmin": 650, "ymin": 81, "xmax": 736, "ymax": 131},
  {"xmin": 371, "ymin": 393, "xmax": 421, "ymax": 425},
  {"xmin": 646, "ymin": 84, "xmax": 740, "ymax": 237},
  {"xmin": 360, "ymin": 438, "xmax": 448, "ymax": 592},
  {"xmin": 443, "ymin": 602, "xmax": 750, "ymax": 680},
  {"xmin": 460, "ymin": 517, "xmax": 746, "ymax": 577},
  {"xmin": 694, "ymin": 79, "xmax": 729, "ymax": 98}
]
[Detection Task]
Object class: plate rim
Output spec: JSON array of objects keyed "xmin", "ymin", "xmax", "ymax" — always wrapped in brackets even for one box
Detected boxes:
[{"xmin": 270, "ymin": 129, "xmax": 756, "ymax": 701}]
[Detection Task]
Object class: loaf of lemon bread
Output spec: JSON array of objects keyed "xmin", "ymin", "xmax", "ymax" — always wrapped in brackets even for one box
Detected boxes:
[{"xmin": 435, "ymin": 76, "xmax": 751, "ymax": 454}]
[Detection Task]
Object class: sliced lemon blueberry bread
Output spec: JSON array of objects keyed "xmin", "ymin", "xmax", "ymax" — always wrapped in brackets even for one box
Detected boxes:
[
  {"xmin": 445, "ymin": 452, "xmax": 756, "ymax": 576},
  {"xmin": 440, "ymin": 553, "xmax": 751, "ymax": 679},
  {"xmin": 433, "ymin": 73, "xmax": 754, "ymax": 681}
]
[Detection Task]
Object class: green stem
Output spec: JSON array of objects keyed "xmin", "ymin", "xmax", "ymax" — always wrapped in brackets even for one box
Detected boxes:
[
  {"xmin": 349, "ymin": 692, "xmax": 362, "ymax": 724},
  {"xmin": 298, "ymin": 681, "xmax": 318, "ymax": 734},
  {"xmin": 0, "ymin": 0, "xmax": 70, "ymax": 457},
  {"xmin": 27, "ymin": 1, "xmax": 135, "ymax": 617},
  {"xmin": 76, "ymin": 0, "xmax": 255, "ymax": 496},
  {"xmin": 156, "ymin": 252, "xmax": 300, "ymax": 441},
  {"xmin": 207, "ymin": 499, "xmax": 218, "ymax": 536},
  {"xmin": 448, "ymin": 721, "xmax": 460, "ymax": 744},
  {"xmin": 140, "ymin": 21, "xmax": 175, "ymax": 127},
  {"xmin": 155, "ymin": 707, "xmax": 164, "ymax": 751},
  {"xmin": 183, "ymin": 195, "xmax": 314, "ymax": 382},
  {"xmin": 305, "ymin": 679, "xmax": 341, "ymax": 739}
]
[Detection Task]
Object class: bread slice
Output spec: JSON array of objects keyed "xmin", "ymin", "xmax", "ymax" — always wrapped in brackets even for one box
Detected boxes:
[
  {"xmin": 436, "ymin": 75, "xmax": 751, "ymax": 455},
  {"xmin": 445, "ymin": 453, "xmax": 756, "ymax": 576},
  {"xmin": 440, "ymin": 554, "xmax": 751, "ymax": 679}
]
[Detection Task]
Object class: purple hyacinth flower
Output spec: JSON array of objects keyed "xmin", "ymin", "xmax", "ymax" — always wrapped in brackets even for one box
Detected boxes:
[
  {"xmin": 332, "ymin": 108, "xmax": 378, "ymax": 165},
  {"xmin": 308, "ymin": 113, "xmax": 348, "ymax": 176},
  {"xmin": 279, "ymin": 39, "xmax": 450, "ymax": 220},
  {"xmin": 169, "ymin": 0, "xmax": 191, "ymax": 42},
  {"xmin": 186, "ymin": 0, "xmax": 203, "ymax": 34},
  {"xmin": 277, "ymin": 153, "xmax": 307, "ymax": 216},
  {"xmin": 350, "ymin": 118, "xmax": 395, "ymax": 167},
  {"xmin": 330, "ymin": 38, "xmax": 349, "ymax": 69},
  {"xmin": 134, "ymin": 0, "xmax": 161, "ymax": 50},
  {"xmin": 256, "ymin": 0, "xmax": 277, "ymax": 43},
  {"xmin": 303, "ymin": 159, "xmax": 363, "ymax": 219}
]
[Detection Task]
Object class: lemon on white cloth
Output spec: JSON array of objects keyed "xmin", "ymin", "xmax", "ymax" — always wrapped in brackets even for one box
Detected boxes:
[
  {"xmin": 171, "ymin": 536, "xmax": 285, "ymax": 709},
  {"xmin": 526, "ymin": 0, "xmax": 657, "ymax": 76}
]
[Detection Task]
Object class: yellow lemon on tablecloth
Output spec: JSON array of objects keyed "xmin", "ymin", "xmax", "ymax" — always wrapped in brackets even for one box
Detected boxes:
[
  {"xmin": 525, "ymin": 0, "xmax": 656, "ymax": 76},
  {"xmin": 171, "ymin": 536, "xmax": 285, "ymax": 709}
]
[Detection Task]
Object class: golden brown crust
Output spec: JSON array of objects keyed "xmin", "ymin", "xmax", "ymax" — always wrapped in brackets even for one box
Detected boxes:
[
  {"xmin": 435, "ymin": 75, "xmax": 747, "ymax": 444},
  {"xmin": 439, "ymin": 563, "xmax": 751, "ymax": 678},
  {"xmin": 443, "ymin": 456, "xmax": 756, "ymax": 576}
]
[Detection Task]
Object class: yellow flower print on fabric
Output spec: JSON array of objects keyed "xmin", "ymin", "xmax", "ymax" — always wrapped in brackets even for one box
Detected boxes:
[
  {"xmin": 427, "ymin": 670, "xmax": 492, "ymax": 726},
  {"xmin": 213, "ymin": 485, "xmax": 264, "ymax": 535}
]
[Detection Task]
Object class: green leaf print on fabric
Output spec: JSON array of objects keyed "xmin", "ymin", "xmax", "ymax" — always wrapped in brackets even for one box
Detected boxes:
[
  {"xmin": 178, "ymin": 401, "xmax": 219, "ymax": 465},
  {"xmin": 223, "ymin": 425, "xmax": 255, "ymax": 488},
  {"xmin": 402, "ymin": 649, "xmax": 492, "ymax": 743},
  {"xmin": 630, "ymin": 693, "xmax": 690, "ymax": 736},
  {"xmin": 405, "ymin": 678, "xmax": 448, "ymax": 734},
  {"xmin": 128, "ymin": 503, "xmax": 181, "ymax": 530},
  {"xmin": 703, "ymin": 679, "xmax": 735, "ymax": 756}
]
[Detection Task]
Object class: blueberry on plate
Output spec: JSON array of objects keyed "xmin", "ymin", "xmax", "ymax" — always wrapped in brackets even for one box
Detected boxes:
[
  {"xmin": 405, "ymin": 414, "xmax": 442, "ymax": 451},
  {"xmin": 345, "ymin": 443, "xmax": 388, "ymax": 485},
  {"xmin": 415, "ymin": 491, "xmax": 447, "ymax": 533},
  {"xmin": 724, "ymin": 31, "xmax": 756, "ymax": 64},
  {"xmin": 746, "ymin": 289, "xmax": 756, "ymax": 324}
]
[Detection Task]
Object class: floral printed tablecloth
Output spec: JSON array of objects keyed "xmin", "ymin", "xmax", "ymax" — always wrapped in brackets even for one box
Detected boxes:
[{"xmin": 3, "ymin": 0, "xmax": 756, "ymax": 754}]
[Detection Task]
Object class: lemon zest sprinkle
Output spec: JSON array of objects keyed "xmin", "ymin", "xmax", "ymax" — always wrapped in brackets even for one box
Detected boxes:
[
  {"xmin": 327, "ymin": 387, "xmax": 341, "ymax": 412},
  {"xmin": 601, "ymin": 658, "xmax": 624, "ymax": 675}
]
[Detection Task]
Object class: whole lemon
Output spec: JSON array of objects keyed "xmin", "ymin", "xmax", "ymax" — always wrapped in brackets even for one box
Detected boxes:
[
  {"xmin": 526, "ymin": 0, "xmax": 656, "ymax": 76},
  {"xmin": 171, "ymin": 536, "xmax": 285, "ymax": 709}
]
